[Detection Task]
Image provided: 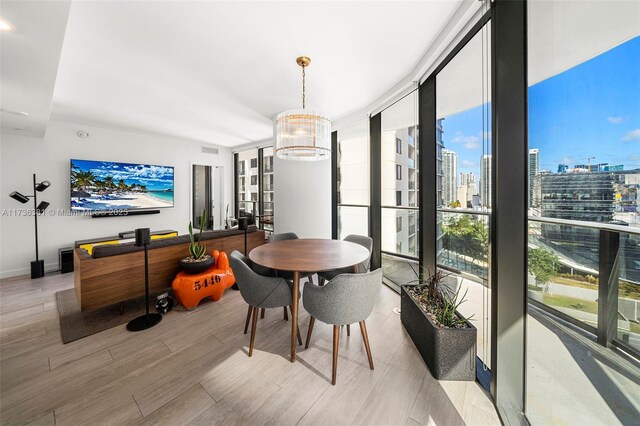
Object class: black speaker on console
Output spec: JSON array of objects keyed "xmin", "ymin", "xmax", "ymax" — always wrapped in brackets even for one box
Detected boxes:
[{"xmin": 135, "ymin": 228, "xmax": 151, "ymax": 246}]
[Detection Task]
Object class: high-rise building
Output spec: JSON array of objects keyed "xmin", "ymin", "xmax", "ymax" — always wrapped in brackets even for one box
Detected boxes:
[
  {"xmin": 557, "ymin": 163, "xmax": 569, "ymax": 173},
  {"xmin": 529, "ymin": 148, "xmax": 539, "ymax": 207},
  {"xmin": 442, "ymin": 149, "xmax": 457, "ymax": 206},
  {"xmin": 480, "ymin": 154, "xmax": 492, "ymax": 208},
  {"xmin": 457, "ymin": 172, "xmax": 476, "ymax": 208},
  {"xmin": 381, "ymin": 126, "xmax": 418, "ymax": 258},
  {"xmin": 460, "ymin": 172, "xmax": 475, "ymax": 186},
  {"xmin": 436, "ymin": 118, "xmax": 445, "ymax": 207},
  {"xmin": 603, "ymin": 164, "xmax": 624, "ymax": 172}
]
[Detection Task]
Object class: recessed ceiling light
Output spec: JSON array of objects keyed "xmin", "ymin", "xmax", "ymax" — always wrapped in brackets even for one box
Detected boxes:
[
  {"xmin": 0, "ymin": 17, "xmax": 14, "ymax": 32},
  {"xmin": 1, "ymin": 108, "xmax": 29, "ymax": 117}
]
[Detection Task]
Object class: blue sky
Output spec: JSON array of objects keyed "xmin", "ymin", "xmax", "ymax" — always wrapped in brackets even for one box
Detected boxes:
[
  {"xmin": 441, "ymin": 35, "xmax": 640, "ymax": 177},
  {"xmin": 71, "ymin": 159, "xmax": 174, "ymax": 191}
]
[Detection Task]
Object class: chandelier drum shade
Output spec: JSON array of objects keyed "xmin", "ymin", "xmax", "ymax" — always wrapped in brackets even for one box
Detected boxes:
[{"xmin": 274, "ymin": 57, "xmax": 331, "ymax": 161}]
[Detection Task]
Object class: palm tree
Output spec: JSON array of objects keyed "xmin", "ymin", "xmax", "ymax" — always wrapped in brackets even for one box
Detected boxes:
[
  {"xmin": 73, "ymin": 171, "xmax": 96, "ymax": 191},
  {"xmin": 103, "ymin": 176, "xmax": 115, "ymax": 190}
]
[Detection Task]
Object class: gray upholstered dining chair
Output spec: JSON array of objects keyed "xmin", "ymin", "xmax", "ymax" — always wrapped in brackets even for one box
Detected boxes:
[
  {"xmin": 318, "ymin": 234, "xmax": 373, "ymax": 283},
  {"xmin": 303, "ymin": 268, "xmax": 382, "ymax": 385},
  {"xmin": 229, "ymin": 250, "xmax": 301, "ymax": 356},
  {"xmin": 317, "ymin": 234, "xmax": 373, "ymax": 337},
  {"xmin": 267, "ymin": 232, "xmax": 300, "ymax": 243}
]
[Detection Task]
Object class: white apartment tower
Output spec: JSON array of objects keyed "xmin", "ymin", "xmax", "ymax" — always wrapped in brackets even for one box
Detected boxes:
[
  {"xmin": 457, "ymin": 172, "xmax": 476, "ymax": 207},
  {"xmin": 442, "ymin": 149, "xmax": 458, "ymax": 206},
  {"xmin": 480, "ymin": 154, "xmax": 492, "ymax": 208},
  {"xmin": 529, "ymin": 148, "xmax": 540, "ymax": 207}
]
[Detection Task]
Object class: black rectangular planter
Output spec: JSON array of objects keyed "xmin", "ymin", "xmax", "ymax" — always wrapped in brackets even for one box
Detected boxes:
[{"xmin": 401, "ymin": 285, "xmax": 477, "ymax": 381}]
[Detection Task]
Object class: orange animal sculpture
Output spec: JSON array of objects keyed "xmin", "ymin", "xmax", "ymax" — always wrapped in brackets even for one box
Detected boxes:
[{"xmin": 172, "ymin": 250, "xmax": 236, "ymax": 309}]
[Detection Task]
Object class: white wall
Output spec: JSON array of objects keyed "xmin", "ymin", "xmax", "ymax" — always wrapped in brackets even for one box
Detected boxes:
[
  {"xmin": 0, "ymin": 121, "xmax": 233, "ymax": 278},
  {"xmin": 273, "ymin": 153, "xmax": 331, "ymax": 239}
]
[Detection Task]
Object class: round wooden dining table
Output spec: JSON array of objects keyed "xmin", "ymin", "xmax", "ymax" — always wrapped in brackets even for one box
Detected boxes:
[{"xmin": 249, "ymin": 238, "xmax": 370, "ymax": 362}]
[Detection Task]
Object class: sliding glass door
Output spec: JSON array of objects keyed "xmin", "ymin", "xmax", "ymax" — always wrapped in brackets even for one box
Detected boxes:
[
  {"xmin": 380, "ymin": 90, "xmax": 420, "ymax": 288},
  {"xmin": 434, "ymin": 20, "xmax": 492, "ymax": 382},
  {"xmin": 337, "ymin": 118, "xmax": 370, "ymax": 240},
  {"xmin": 526, "ymin": 1, "xmax": 640, "ymax": 424}
]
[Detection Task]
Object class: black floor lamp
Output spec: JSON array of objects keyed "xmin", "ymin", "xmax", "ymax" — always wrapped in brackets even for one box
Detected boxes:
[
  {"xmin": 127, "ymin": 228, "xmax": 163, "ymax": 332},
  {"xmin": 9, "ymin": 174, "xmax": 51, "ymax": 279}
]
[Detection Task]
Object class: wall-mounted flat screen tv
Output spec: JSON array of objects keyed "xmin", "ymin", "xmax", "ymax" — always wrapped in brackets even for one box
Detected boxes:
[{"xmin": 70, "ymin": 159, "xmax": 174, "ymax": 212}]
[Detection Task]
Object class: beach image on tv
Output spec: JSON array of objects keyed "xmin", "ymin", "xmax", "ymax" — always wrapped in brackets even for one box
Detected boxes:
[{"xmin": 71, "ymin": 159, "xmax": 174, "ymax": 211}]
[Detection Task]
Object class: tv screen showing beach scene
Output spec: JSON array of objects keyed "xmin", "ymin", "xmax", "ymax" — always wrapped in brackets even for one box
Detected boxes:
[{"xmin": 70, "ymin": 159, "xmax": 174, "ymax": 211}]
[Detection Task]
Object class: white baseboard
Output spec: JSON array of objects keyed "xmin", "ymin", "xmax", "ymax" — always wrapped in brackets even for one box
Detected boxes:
[{"xmin": 0, "ymin": 262, "xmax": 59, "ymax": 280}]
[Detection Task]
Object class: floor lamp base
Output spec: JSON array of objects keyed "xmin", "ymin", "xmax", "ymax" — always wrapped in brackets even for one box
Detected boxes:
[
  {"xmin": 31, "ymin": 260, "xmax": 45, "ymax": 279},
  {"xmin": 126, "ymin": 313, "xmax": 162, "ymax": 332}
]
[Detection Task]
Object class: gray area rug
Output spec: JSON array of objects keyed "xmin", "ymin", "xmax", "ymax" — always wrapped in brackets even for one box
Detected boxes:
[{"xmin": 56, "ymin": 288, "xmax": 170, "ymax": 343}]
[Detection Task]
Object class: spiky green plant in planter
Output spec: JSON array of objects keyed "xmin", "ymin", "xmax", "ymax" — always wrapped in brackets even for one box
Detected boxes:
[
  {"xmin": 179, "ymin": 209, "xmax": 214, "ymax": 274},
  {"xmin": 400, "ymin": 264, "xmax": 477, "ymax": 380},
  {"xmin": 188, "ymin": 210, "xmax": 207, "ymax": 260}
]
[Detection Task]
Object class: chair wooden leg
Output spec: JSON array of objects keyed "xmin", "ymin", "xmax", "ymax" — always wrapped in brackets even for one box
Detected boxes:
[
  {"xmin": 249, "ymin": 306, "xmax": 259, "ymax": 357},
  {"xmin": 319, "ymin": 277, "xmax": 325, "ymax": 286},
  {"xmin": 260, "ymin": 307, "xmax": 265, "ymax": 319},
  {"xmin": 290, "ymin": 306, "xmax": 302, "ymax": 345},
  {"xmin": 347, "ymin": 324, "xmax": 350, "ymax": 336},
  {"xmin": 332, "ymin": 325, "xmax": 340, "ymax": 385},
  {"xmin": 308, "ymin": 275, "xmax": 314, "ymax": 284},
  {"xmin": 244, "ymin": 306, "xmax": 253, "ymax": 334},
  {"xmin": 283, "ymin": 306, "xmax": 288, "ymax": 321},
  {"xmin": 305, "ymin": 316, "xmax": 315, "ymax": 349},
  {"xmin": 359, "ymin": 320, "xmax": 374, "ymax": 370}
]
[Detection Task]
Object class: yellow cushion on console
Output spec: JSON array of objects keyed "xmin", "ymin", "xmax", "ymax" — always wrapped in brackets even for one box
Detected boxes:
[{"xmin": 80, "ymin": 232, "xmax": 178, "ymax": 255}]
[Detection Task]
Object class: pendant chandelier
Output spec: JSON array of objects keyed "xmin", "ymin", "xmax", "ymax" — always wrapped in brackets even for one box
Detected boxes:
[{"xmin": 274, "ymin": 56, "xmax": 331, "ymax": 161}]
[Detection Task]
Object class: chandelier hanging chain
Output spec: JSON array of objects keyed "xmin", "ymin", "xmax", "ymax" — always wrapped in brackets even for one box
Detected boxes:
[{"xmin": 302, "ymin": 64, "xmax": 306, "ymax": 109}]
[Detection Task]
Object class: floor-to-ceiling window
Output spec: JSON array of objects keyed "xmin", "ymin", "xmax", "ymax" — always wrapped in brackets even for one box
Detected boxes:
[
  {"xmin": 261, "ymin": 147, "xmax": 275, "ymax": 233},
  {"xmin": 527, "ymin": 1, "xmax": 640, "ymax": 424},
  {"xmin": 235, "ymin": 147, "xmax": 275, "ymax": 233},
  {"xmin": 236, "ymin": 149, "xmax": 259, "ymax": 219},
  {"xmin": 435, "ymin": 20, "xmax": 492, "ymax": 383},
  {"xmin": 337, "ymin": 118, "xmax": 370, "ymax": 240},
  {"xmin": 380, "ymin": 90, "xmax": 420, "ymax": 288}
]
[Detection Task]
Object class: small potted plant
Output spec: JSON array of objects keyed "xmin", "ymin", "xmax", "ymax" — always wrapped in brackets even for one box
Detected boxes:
[
  {"xmin": 179, "ymin": 209, "xmax": 214, "ymax": 274},
  {"xmin": 401, "ymin": 266, "xmax": 477, "ymax": 381}
]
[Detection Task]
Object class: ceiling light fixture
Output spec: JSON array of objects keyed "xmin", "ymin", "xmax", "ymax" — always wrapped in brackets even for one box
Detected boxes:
[
  {"xmin": 274, "ymin": 56, "xmax": 331, "ymax": 161},
  {"xmin": 0, "ymin": 17, "xmax": 14, "ymax": 32},
  {"xmin": 1, "ymin": 108, "xmax": 29, "ymax": 117}
]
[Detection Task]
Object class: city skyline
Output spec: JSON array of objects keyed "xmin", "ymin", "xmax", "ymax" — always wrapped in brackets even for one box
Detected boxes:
[{"xmin": 439, "ymin": 35, "xmax": 639, "ymax": 177}]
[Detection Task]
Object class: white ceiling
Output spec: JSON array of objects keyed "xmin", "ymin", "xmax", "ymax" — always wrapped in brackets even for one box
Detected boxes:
[
  {"xmin": 48, "ymin": 0, "xmax": 463, "ymax": 147},
  {"xmin": 6, "ymin": 1, "xmax": 634, "ymax": 147},
  {"xmin": 0, "ymin": 0, "xmax": 71, "ymax": 137}
]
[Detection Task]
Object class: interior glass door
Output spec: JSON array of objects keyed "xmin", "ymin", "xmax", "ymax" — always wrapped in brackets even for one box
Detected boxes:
[{"xmin": 192, "ymin": 164, "xmax": 223, "ymax": 230}]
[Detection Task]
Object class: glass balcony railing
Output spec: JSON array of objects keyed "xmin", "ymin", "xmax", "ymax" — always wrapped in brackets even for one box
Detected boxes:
[
  {"xmin": 382, "ymin": 206, "xmax": 419, "ymax": 260},
  {"xmin": 437, "ymin": 208, "xmax": 490, "ymax": 281},
  {"xmin": 407, "ymin": 158, "xmax": 415, "ymax": 169},
  {"xmin": 526, "ymin": 216, "xmax": 640, "ymax": 426},
  {"xmin": 528, "ymin": 216, "xmax": 640, "ymax": 355}
]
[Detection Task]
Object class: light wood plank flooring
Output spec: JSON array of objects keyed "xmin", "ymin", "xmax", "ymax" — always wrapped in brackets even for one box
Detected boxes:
[{"xmin": 0, "ymin": 272, "xmax": 500, "ymax": 426}]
